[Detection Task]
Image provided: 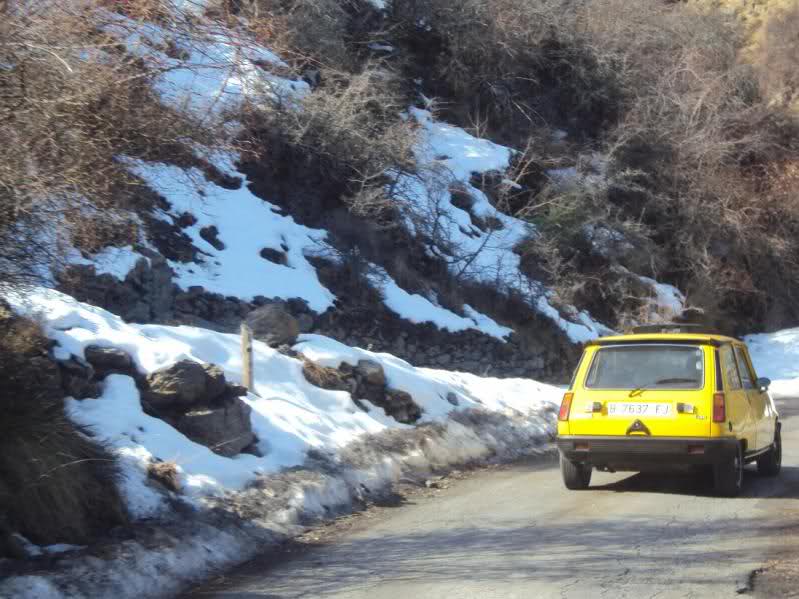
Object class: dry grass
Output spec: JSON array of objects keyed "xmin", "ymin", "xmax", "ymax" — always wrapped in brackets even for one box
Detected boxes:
[
  {"xmin": 148, "ymin": 460, "xmax": 182, "ymax": 493},
  {"xmin": 301, "ymin": 358, "xmax": 351, "ymax": 392},
  {"xmin": 0, "ymin": 310, "xmax": 128, "ymax": 547}
]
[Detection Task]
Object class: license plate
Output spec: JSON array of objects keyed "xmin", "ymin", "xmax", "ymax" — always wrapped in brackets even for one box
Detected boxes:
[{"xmin": 607, "ymin": 402, "xmax": 672, "ymax": 418}]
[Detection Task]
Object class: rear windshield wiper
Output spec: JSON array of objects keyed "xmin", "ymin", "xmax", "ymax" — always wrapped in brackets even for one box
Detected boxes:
[{"xmin": 628, "ymin": 378, "xmax": 699, "ymax": 397}]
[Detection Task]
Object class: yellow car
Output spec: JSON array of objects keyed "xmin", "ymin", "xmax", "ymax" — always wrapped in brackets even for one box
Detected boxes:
[{"xmin": 556, "ymin": 324, "xmax": 781, "ymax": 496}]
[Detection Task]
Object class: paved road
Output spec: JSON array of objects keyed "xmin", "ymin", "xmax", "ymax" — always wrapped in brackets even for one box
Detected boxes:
[{"xmin": 188, "ymin": 398, "xmax": 799, "ymax": 599}]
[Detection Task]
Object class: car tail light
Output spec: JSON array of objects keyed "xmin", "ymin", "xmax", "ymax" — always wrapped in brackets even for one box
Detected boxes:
[
  {"xmin": 712, "ymin": 392, "xmax": 726, "ymax": 423},
  {"xmin": 558, "ymin": 392, "xmax": 574, "ymax": 421}
]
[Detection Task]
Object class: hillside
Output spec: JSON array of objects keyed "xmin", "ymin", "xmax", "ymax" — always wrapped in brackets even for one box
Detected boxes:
[{"xmin": 2, "ymin": 0, "xmax": 799, "ymax": 596}]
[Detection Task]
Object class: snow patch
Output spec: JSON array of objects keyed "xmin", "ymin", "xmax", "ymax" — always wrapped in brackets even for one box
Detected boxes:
[
  {"xmin": 129, "ymin": 159, "xmax": 335, "ymax": 312},
  {"xmin": 371, "ymin": 268, "xmax": 512, "ymax": 340}
]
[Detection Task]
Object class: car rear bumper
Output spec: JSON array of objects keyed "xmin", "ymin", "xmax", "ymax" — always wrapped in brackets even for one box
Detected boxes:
[{"xmin": 556, "ymin": 435, "xmax": 739, "ymax": 467}]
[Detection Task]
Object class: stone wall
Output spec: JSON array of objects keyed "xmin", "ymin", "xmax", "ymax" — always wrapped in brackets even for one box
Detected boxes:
[{"xmin": 61, "ymin": 258, "xmax": 578, "ymax": 384}]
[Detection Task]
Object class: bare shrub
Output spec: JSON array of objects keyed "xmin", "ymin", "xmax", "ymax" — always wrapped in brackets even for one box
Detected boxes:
[
  {"xmin": 595, "ymin": 1, "xmax": 799, "ymax": 330},
  {"xmin": 0, "ymin": 0, "xmax": 232, "ymax": 292},
  {"xmin": 241, "ymin": 0, "xmax": 355, "ymax": 69},
  {"xmin": 243, "ymin": 67, "xmax": 416, "ymax": 224},
  {"xmin": 389, "ymin": 0, "xmax": 622, "ymax": 142},
  {"xmin": 752, "ymin": 2, "xmax": 799, "ymax": 111}
]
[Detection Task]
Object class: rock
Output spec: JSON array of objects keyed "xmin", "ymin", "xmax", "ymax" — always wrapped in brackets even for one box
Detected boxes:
[
  {"xmin": 202, "ymin": 364, "xmax": 227, "ymax": 401},
  {"xmin": 302, "ymin": 360, "xmax": 350, "ymax": 391},
  {"xmin": 176, "ymin": 212, "xmax": 197, "ymax": 228},
  {"xmin": 246, "ymin": 304, "xmax": 300, "ymax": 347},
  {"xmin": 143, "ymin": 360, "xmax": 210, "ymax": 408},
  {"xmin": 259, "ymin": 247, "xmax": 288, "ymax": 265},
  {"xmin": 384, "ymin": 389, "xmax": 422, "ymax": 424},
  {"xmin": 355, "ymin": 360, "xmax": 386, "ymax": 387},
  {"xmin": 175, "ymin": 398, "xmax": 255, "ymax": 457},
  {"xmin": 446, "ymin": 392, "xmax": 460, "ymax": 406},
  {"xmin": 199, "ymin": 225, "xmax": 225, "ymax": 251},
  {"xmin": 226, "ymin": 384, "xmax": 249, "ymax": 398},
  {"xmin": 0, "ymin": 532, "xmax": 35, "ymax": 560},
  {"xmin": 83, "ymin": 346, "xmax": 135, "ymax": 378},
  {"xmin": 296, "ymin": 313, "xmax": 315, "ymax": 333}
]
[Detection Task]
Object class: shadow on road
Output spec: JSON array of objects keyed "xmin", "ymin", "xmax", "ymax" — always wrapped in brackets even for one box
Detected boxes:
[{"xmin": 587, "ymin": 465, "xmax": 799, "ymax": 499}]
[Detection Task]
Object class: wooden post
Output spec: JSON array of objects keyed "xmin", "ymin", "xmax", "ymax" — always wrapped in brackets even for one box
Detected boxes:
[{"xmin": 241, "ymin": 323, "xmax": 254, "ymax": 393}]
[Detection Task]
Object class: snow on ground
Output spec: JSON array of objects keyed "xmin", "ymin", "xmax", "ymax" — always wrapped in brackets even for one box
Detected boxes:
[
  {"xmin": 370, "ymin": 268, "xmax": 512, "ymax": 340},
  {"xmin": 746, "ymin": 328, "xmax": 799, "ymax": 399},
  {"xmin": 5, "ymin": 288, "xmax": 559, "ymax": 516},
  {"xmin": 104, "ymin": 7, "xmax": 308, "ymax": 118}
]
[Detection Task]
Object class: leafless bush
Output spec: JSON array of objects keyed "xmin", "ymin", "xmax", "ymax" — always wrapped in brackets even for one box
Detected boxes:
[
  {"xmin": 241, "ymin": 0, "xmax": 355, "ymax": 69},
  {"xmin": 590, "ymin": 0, "xmax": 799, "ymax": 330},
  {"xmin": 0, "ymin": 0, "xmax": 238, "ymax": 292},
  {"xmin": 389, "ymin": 0, "xmax": 622, "ymax": 142},
  {"xmin": 753, "ymin": 2, "xmax": 799, "ymax": 111},
  {"xmin": 245, "ymin": 67, "xmax": 416, "ymax": 219}
]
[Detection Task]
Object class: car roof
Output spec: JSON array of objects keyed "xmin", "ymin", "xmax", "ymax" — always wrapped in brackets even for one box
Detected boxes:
[{"xmin": 588, "ymin": 333, "xmax": 741, "ymax": 346}]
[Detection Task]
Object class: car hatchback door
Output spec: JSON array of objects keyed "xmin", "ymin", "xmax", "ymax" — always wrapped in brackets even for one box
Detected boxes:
[{"xmin": 568, "ymin": 343, "xmax": 711, "ymax": 437}]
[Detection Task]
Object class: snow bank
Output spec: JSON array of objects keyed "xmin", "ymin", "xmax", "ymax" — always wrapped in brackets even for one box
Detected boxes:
[
  {"xmin": 5, "ymin": 289, "xmax": 559, "ymax": 510},
  {"xmin": 0, "ymin": 288, "xmax": 558, "ymax": 599},
  {"xmin": 746, "ymin": 328, "xmax": 799, "ymax": 399}
]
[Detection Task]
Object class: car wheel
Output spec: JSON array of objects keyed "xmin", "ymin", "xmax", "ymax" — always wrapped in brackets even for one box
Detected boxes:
[
  {"xmin": 757, "ymin": 426, "xmax": 782, "ymax": 477},
  {"xmin": 560, "ymin": 454, "xmax": 592, "ymax": 490},
  {"xmin": 714, "ymin": 443, "xmax": 743, "ymax": 497}
]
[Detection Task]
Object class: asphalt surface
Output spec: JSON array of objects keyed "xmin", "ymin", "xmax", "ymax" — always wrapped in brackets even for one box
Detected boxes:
[{"xmin": 187, "ymin": 398, "xmax": 799, "ymax": 599}]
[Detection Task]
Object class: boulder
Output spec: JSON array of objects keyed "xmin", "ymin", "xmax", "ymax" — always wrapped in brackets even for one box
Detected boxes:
[
  {"xmin": 175, "ymin": 399, "xmax": 255, "ymax": 457},
  {"xmin": 144, "ymin": 360, "xmax": 210, "ymax": 408},
  {"xmin": 355, "ymin": 360, "xmax": 385, "ymax": 387},
  {"xmin": 84, "ymin": 345, "xmax": 135, "ymax": 378},
  {"xmin": 246, "ymin": 304, "xmax": 300, "ymax": 347},
  {"xmin": 446, "ymin": 392, "xmax": 460, "ymax": 407}
]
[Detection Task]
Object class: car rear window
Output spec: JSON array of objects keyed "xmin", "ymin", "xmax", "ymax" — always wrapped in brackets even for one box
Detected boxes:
[{"xmin": 584, "ymin": 345, "xmax": 704, "ymax": 390}]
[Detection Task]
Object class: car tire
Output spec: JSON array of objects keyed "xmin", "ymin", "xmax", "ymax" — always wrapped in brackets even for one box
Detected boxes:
[
  {"xmin": 714, "ymin": 443, "xmax": 743, "ymax": 497},
  {"xmin": 757, "ymin": 426, "xmax": 782, "ymax": 477},
  {"xmin": 560, "ymin": 455, "xmax": 592, "ymax": 490}
]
